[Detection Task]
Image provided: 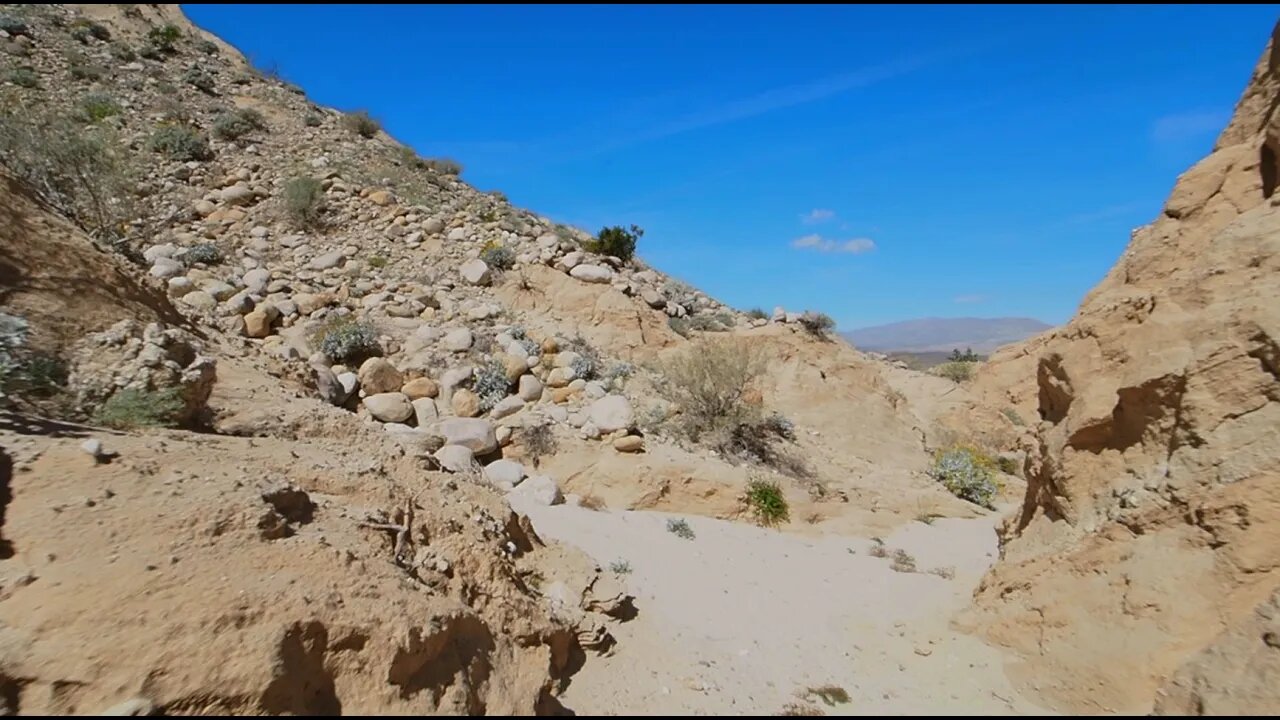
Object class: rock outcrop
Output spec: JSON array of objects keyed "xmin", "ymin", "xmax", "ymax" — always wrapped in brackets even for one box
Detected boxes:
[{"xmin": 965, "ymin": 21, "xmax": 1280, "ymax": 714}]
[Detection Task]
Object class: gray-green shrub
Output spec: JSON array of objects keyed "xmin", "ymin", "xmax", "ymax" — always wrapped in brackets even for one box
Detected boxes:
[
  {"xmin": 312, "ymin": 316, "xmax": 379, "ymax": 363},
  {"xmin": 93, "ymin": 387, "xmax": 185, "ymax": 429},
  {"xmin": 9, "ymin": 67, "xmax": 37, "ymax": 88},
  {"xmin": 147, "ymin": 124, "xmax": 211, "ymax": 161},
  {"xmin": 283, "ymin": 175, "xmax": 324, "ymax": 227},
  {"xmin": 183, "ymin": 242, "xmax": 222, "ymax": 266},
  {"xmin": 80, "ymin": 92, "xmax": 121, "ymax": 121},
  {"xmin": 928, "ymin": 445, "xmax": 998, "ymax": 509},
  {"xmin": 342, "ymin": 110, "xmax": 379, "ymax": 138},
  {"xmin": 211, "ymin": 108, "xmax": 266, "ymax": 140},
  {"xmin": 798, "ymin": 310, "xmax": 835, "ymax": 339},
  {"xmin": 472, "ymin": 360, "xmax": 510, "ymax": 413}
]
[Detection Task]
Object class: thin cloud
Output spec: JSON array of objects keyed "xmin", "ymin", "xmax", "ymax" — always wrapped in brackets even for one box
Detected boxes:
[
  {"xmin": 801, "ymin": 208, "xmax": 835, "ymax": 224},
  {"xmin": 1151, "ymin": 109, "xmax": 1230, "ymax": 146},
  {"xmin": 791, "ymin": 234, "xmax": 876, "ymax": 254},
  {"xmin": 953, "ymin": 294, "xmax": 986, "ymax": 304}
]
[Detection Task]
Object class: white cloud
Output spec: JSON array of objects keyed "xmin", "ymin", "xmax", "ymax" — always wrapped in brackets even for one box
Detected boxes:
[
  {"xmin": 790, "ymin": 234, "xmax": 876, "ymax": 254},
  {"xmin": 801, "ymin": 208, "xmax": 835, "ymax": 224},
  {"xmin": 1151, "ymin": 109, "xmax": 1230, "ymax": 146},
  {"xmin": 953, "ymin": 294, "xmax": 986, "ymax": 304}
]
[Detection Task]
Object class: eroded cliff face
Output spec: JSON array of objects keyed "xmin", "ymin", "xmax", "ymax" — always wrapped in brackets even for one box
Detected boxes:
[{"xmin": 965, "ymin": 21, "xmax": 1280, "ymax": 715}]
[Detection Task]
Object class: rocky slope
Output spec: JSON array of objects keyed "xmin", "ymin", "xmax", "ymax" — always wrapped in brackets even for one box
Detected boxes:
[
  {"xmin": 0, "ymin": 3, "xmax": 998, "ymax": 714},
  {"xmin": 961, "ymin": 20, "xmax": 1280, "ymax": 715}
]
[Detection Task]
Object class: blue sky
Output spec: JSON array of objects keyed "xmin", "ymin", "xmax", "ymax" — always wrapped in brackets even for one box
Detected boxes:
[{"xmin": 183, "ymin": 4, "xmax": 1277, "ymax": 329}]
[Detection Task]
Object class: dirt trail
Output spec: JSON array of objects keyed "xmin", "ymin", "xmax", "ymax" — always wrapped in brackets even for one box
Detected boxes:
[{"xmin": 512, "ymin": 498, "xmax": 1054, "ymax": 715}]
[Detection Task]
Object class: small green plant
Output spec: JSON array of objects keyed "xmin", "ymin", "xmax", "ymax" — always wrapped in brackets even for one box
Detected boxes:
[
  {"xmin": 997, "ymin": 455, "xmax": 1019, "ymax": 475},
  {"xmin": 68, "ymin": 59, "xmax": 104, "ymax": 81},
  {"xmin": 303, "ymin": 113, "xmax": 322, "ymax": 127},
  {"xmin": 366, "ymin": 255, "xmax": 388, "ymax": 269},
  {"xmin": 666, "ymin": 517, "xmax": 696, "ymax": 540},
  {"xmin": 746, "ymin": 307, "xmax": 768, "ymax": 321},
  {"xmin": 521, "ymin": 423, "xmax": 557, "ymax": 467},
  {"xmin": 890, "ymin": 548, "xmax": 918, "ymax": 573},
  {"xmin": 583, "ymin": 224, "xmax": 642, "ymax": 262},
  {"xmin": 111, "ymin": 44, "xmax": 137, "ymax": 62},
  {"xmin": 949, "ymin": 347, "xmax": 981, "ymax": 362},
  {"xmin": 183, "ymin": 242, "xmax": 222, "ymax": 266},
  {"xmin": 147, "ymin": 124, "xmax": 211, "ymax": 161},
  {"xmin": 9, "ymin": 67, "xmax": 37, "ymax": 88},
  {"xmin": 182, "ymin": 67, "xmax": 215, "ymax": 94},
  {"xmin": 1001, "ymin": 406, "xmax": 1025, "ymax": 426},
  {"xmin": 564, "ymin": 335, "xmax": 602, "ymax": 381},
  {"xmin": 211, "ymin": 108, "xmax": 266, "ymax": 140},
  {"xmin": 744, "ymin": 477, "xmax": 790, "ymax": 527},
  {"xmin": 283, "ymin": 175, "xmax": 324, "ymax": 227},
  {"xmin": 608, "ymin": 560, "xmax": 632, "ymax": 575},
  {"xmin": 805, "ymin": 686, "xmax": 851, "ymax": 707},
  {"xmin": 935, "ymin": 361, "xmax": 975, "ymax": 383},
  {"xmin": 798, "ymin": 311, "xmax": 835, "ymax": 339},
  {"xmin": 196, "ymin": 39, "xmax": 219, "ymax": 55},
  {"xmin": 928, "ymin": 444, "xmax": 998, "ymax": 509},
  {"xmin": 146, "ymin": 24, "xmax": 182, "ymax": 54},
  {"xmin": 342, "ymin": 110, "xmax": 379, "ymax": 138},
  {"xmin": 480, "ymin": 242, "xmax": 515, "ymax": 271},
  {"xmin": 472, "ymin": 360, "xmax": 510, "ymax": 413},
  {"xmin": 80, "ymin": 92, "xmax": 121, "ymax": 122},
  {"xmin": 6, "ymin": 351, "xmax": 68, "ymax": 399},
  {"xmin": 311, "ymin": 316, "xmax": 380, "ymax": 363},
  {"xmin": 93, "ymin": 387, "xmax": 185, "ymax": 429},
  {"xmin": 70, "ymin": 19, "xmax": 112, "ymax": 43}
]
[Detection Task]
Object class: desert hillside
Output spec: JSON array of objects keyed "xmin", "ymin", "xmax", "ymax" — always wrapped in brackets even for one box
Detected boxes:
[{"xmin": 0, "ymin": 3, "xmax": 1275, "ymax": 717}]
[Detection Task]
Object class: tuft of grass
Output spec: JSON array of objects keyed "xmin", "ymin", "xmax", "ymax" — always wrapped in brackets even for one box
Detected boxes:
[
  {"xmin": 666, "ymin": 517, "xmax": 696, "ymax": 540},
  {"xmin": 608, "ymin": 560, "xmax": 632, "ymax": 575},
  {"xmin": 935, "ymin": 361, "xmax": 975, "ymax": 383},
  {"xmin": 890, "ymin": 548, "xmax": 917, "ymax": 573},
  {"xmin": 744, "ymin": 477, "xmax": 790, "ymax": 527},
  {"xmin": 310, "ymin": 316, "xmax": 380, "ymax": 363},
  {"xmin": 521, "ymin": 423, "xmax": 557, "ymax": 467},
  {"xmin": 805, "ymin": 686, "xmax": 851, "ymax": 707},
  {"xmin": 342, "ymin": 109, "xmax": 379, "ymax": 138},
  {"xmin": 211, "ymin": 107, "xmax": 266, "ymax": 140},
  {"xmin": 303, "ymin": 113, "xmax": 323, "ymax": 127},
  {"xmin": 366, "ymin": 255, "xmax": 388, "ymax": 269},
  {"xmin": 9, "ymin": 67, "xmax": 37, "ymax": 88},
  {"xmin": 93, "ymin": 387, "xmax": 184, "ymax": 429},
  {"xmin": 79, "ymin": 92, "xmax": 121, "ymax": 122},
  {"xmin": 798, "ymin": 311, "xmax": 835, "ymax": 340},
  {"xmin": 147, "ymin": 124, "xmax": 211, "ymax": 161},
  {"xmin": 283, "ymin": 175, "xmax": 324, "ymax": 228}
]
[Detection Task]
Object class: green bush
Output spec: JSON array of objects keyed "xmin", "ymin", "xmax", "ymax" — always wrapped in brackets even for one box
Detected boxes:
[
  {"xmin": 366, "ymin": 255, "xmax": 387, "ymax": 269},
  {"xmin": 68, "ymin": 59, "xmax": 105, "ymax": 81},
  {"xmin": 183, "ymin": 67, "xmax": 215, "ymax": 94},
  {"xmin": 196, "ymin": 39, "xmax": 219, "ymax": 55},
  {"xmin": 744, "ymin": 477, "xmax": 789, "ymax": 527},
  {"xmin": 583, "ymin": 224, "xmax": 642, "ymax": 262},
  {"xmin": 311, "ymin": 316, "xmax": 379, "ymax": 363},
  {"xmin": 70, "ymin": 19, "xmax": 111, "ymax": 43},
  {"xmin": 798, "ymin": 311, "xmax": 835, "ymax": 339},
  {"xmin": 283, "ymin": 175, "xmax": 324, "ymax": 227},
  {"xmin": 211, "ymin": 108, "xmax": 266, "ymax": 140},
  {"xmin": 472, "ymin": 360, "xmax": 510, "ymax": 413},
  {"xmin": 997, "ymin": 455, "xmax": 1018, "ymax": 475},
  {"xmin": 480, "ymin": 242, "xmax": 515, "ymax": 271},
  {"xmin": 9, "ymin": 67, "xmax": 37, "ymax": 88},
  {"xmin": 746, "ymin": 307, "xmax": 768, "ymax": 320},
  {"xmin": 564, "ymin": 335, "xmax": 602, "ymax": 381},
  {"xmin": 183, "ymin": 242, "xmax": 222, "ymax": 266},
  {"xmin": 147, "ymin": 125, "xmax": 211, "ymax": 161},
  {"xmin": 6, "ymin": 351, "xmax": 68, "ymax": 399},
  {"xmin": 111, "ymin": 44, "xmax": 136, "ymax": 62},
  {"xmin": 928, "ymin": 445, "xmax": 998, "ymax": 509},
  {"xmin": 0, "ymin": 15, "xmax": 29, "ymax": 36},
  {"xmin": 342, "ymin": 110, "xmax": 379, "ymax": 138},
  {"xmin": 935, "ymin": 361, "xmax": 974, "ymax": 383},
  {"xmin": 656, "ymin": 337, "xmax": 768, "ymax": 443},
  {"xmin": 146, "ymin": 24, "xmax": 182, "ymax": 54},
  {"xmin": 80, "ymin": 92, "xmax": 121, "ymax": 121},
  {"xmin": 93, "ymin": 387, "xmax": 185, "ymax": 429},
  {"xmin": 666, "ymin": 517, "xmax": 695, "ymax": 540},
  {"xmin": 303, "ymin": 113, "xmax": 323, "ymax": 127}
]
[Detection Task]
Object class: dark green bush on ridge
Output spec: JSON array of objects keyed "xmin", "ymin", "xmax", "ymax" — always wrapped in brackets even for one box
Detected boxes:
[{"xmin": 584, "ymin": 224, "xmax": 643, "ymax": 263}]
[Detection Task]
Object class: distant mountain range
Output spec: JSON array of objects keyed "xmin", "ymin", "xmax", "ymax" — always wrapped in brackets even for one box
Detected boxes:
[{"xmin": 840, "ymin": 317, "xmax": 1053, "ymax": 355}]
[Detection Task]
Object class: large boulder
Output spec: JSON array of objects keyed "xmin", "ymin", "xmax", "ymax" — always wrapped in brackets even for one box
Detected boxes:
[
  {"xmin": 363, "ymin": 392, "xmax": 413, "ymax": 423},
  {"xmin": 569, "ymin": 264, "xmax": 612, "ymax": 284},
  {"xmin": 459, "ymin": 259, "xmax": 491, "ymax": 286},
  {"xmin": 358, "ymin": 357, "xmax": 404, "ymax": 395},
  {"xmin": 588, "ymin": 395, "xmax": 633, "ymax": 434},
  {"xmin": 508, "ymin": 474, "xmax": 562, "ymax": 506},
  {"xmin": 435, "ymin": 418, "xmax": 498, "ymax": 455}
]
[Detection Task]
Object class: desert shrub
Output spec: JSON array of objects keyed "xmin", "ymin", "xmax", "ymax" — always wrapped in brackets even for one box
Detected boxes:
[
  {"xmin": 935, "ymin": 361, "xmax": 975, "ymax": 383},
  {"xmin": 9, "ymin": 67, "xmax": 37, "ymax": 88},
  {"xmin": 928, "ymin": 445, "xmax": 998, "ymax": 509},
  {"xmin": 666, "ymin": 517, "xmax": 695, "ymax": 540},
  {"xmin": 480, "ymin": 242, "xmax": 515, "ymax": 271},
  {"xmin": 283, "ymin": 175, "xmax": 324, "ymax": 227},
  {"xmin": 211, "ymin": 108, "xmax": 266, "ymax": 140},
  {"xmin": 6, "ymin": 351, "xmax": 68, "ymax": 399},
  {"xmin": 608, "ymin": 560, "xmax": 632, "ymax": 575},
  {"xmin": 182, "ymin": 67, "xmax": 215, "ymax": 94},
  {"xmin": 342, "ymin": 110, "xmax": 379, "ymax": 138},
  {"xmin": 667, "ymin": 317, "xmax": 691, "ymax": 338},
  {"xmin": 798, "ymin": 310, "xmax": 835, "ymax": 339},
  {"xmin": 0, "ymin": 313, "xmax": 29, "ymax": 406},
  {"xmin": 93, "ymin": 387, "xmax": 184, "ymax": 429},
  {"xmin": 928, "ymin": 566, "xmax": 956, "ymax": 580},
  {"xmin": 70, "ymin": 19, "xmax": 111, "ymax": 43},
  {"xmin": 746, "ymin": 307, "xmax": 768, "ymax": 320},
  {"xmin": 603, "ymin": 361, "xmax": 634, "ymax": 389},
  {"xmin": 890, "ymin": 548, "xmax": 917, "ymax": 573},
  {"xmin": 110, "ymin": 44, "xmax": 136, "ymax": 62},
  {"xmin": 311, "ymin": 316, "xmax": 380, "ymax": 363},
  {"xmin": 426, "ymin": 157, "xmax": 462, "ymax": 175},
  {"xmin": 521, "ymin": 423, "xmax": 557, "ymax": 467},
  {"xmin": 949, "ymin": 348, "xmax": 981, "ymax": 362},
  {"xmin": 744, "ymin": 477, "xmax": 789, "ymax": 527},
  {"xmin": 868, "ymin": 538, "xmax": 888, "ymax": 558},
  {"xmin": 80, "ymin": 92, "xmax": 121, "ymax": 121},
  {"xmin": 146, "ymin": 24, "xmax": 182, "ymax": 54},
  {"xmin": 183, "ymin": 242, "xmax": 221, "ymax": 266},
  {"xmin": 997, "ymin": 455, "xmax": 1019, "ymax": 475},
  {"xmin": 721, "ymin": 418, "xmax": 812, "ymax": 479},
  {"xmin": 196, "ymin": 39, "xmax": 219, "ymax": 55},
  {"xmin": 68, "ymin": 58, "xmax": 104, "ymax": 81},
  {"xmin": 655, "ymin": 337, "xmax": 768, "ymax": 442},
  {"xmin": 760, "ymin": 411, "xmax": 796, "ymax": 440},
  {"xmin": 303, "ymin": 113, "xmax": 322, "ymax": 127},
  {"xmin": 147, "ymin": 124, "xmax": 211, "ymax": 161},
  {"xmin": 583, "ymin": 224, "xmax": 642, "ymax": 262},
  {"xmin": 507, "ymin": 326, "xmax": 540, "ymax": 356},
  {"xmin": 472, "ymin": 360, "xmax": 509, "ymax": 413},
  {"xmin": 564, "ymin": 335, "xmax": 601, "ymax": 381},
  {"xmin": 0, "ymin": 15, "xmax": 29, "ymax": 36},
  {"xmin": 0, "ymin": 107, "xmax": 134, "ymax": 241},
  {"xmin": 366, "ymin": 255, "xmax": 387, "ymax": 269},
  {"xmin": 806, "ymin": 686, "xmax": 851, "ymax": 707},
  {"xmin": 1001, "ymin": 406, "xmax": 1025, "ymax": 426}
]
